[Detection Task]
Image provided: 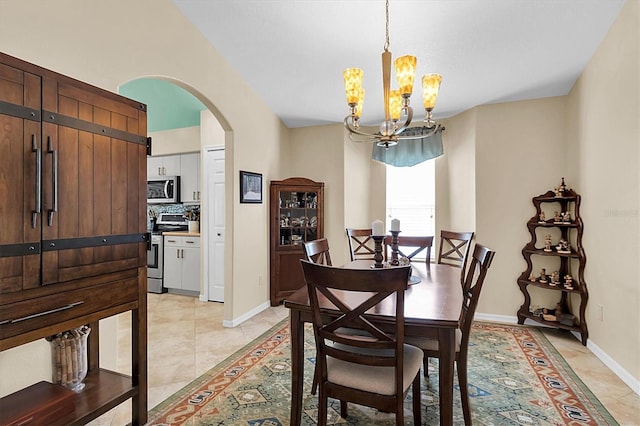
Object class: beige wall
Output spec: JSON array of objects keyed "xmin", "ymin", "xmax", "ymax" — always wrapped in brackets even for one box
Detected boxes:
[
  {"xmin": 287, "ymin": 124, "xmax": 350, "ymax": 265},
  {"xmin": 436, "ymin": 109, "xmax": 478, "ymax": 255},
  {"xmin": 566, "ymin": 0, "xmax": 639, "ymax": 381}
]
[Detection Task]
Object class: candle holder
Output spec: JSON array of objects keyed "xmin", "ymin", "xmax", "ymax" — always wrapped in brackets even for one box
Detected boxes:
[
  {"xmin": 389, "ymin": 230, "xmax": 400, "ymax": 266},
  {"xmin": 372, "ymin": 235, "xmax": 385, "ymax": 268}
]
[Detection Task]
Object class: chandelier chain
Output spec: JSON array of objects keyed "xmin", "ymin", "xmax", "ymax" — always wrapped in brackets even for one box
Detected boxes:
[{"xmin": 384, "ymin": 0, "xmax": 390, "ymax": 52}]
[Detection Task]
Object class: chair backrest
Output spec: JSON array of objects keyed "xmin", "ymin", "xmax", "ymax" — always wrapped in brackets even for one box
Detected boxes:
[
  {"xmin": 346, "ymin": 228, "xmax": 376, "ymax": 261},
  {"xmin": 303, "ymin": 238, "xmax": 332, "ymax": 266},
  {"xmin": 383, "ymin": 235, "xmax": 434, "ymax": 264},
  {"xmin": 300, "ymin": 260, "xmax": 411, "ymax": 398},
  {"xmin": 437, "ymin": 230, "xmax": 474, "ymax": 269},
  {"xmin": 459, "ymin": 244, "xmax": 495, "ymax": 346}
]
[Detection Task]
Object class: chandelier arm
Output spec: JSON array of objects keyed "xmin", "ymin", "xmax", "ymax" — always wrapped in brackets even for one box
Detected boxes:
[
  {"xmin": 394, "ymin": 124, "xmax": 444, "ymax": 140},
  {"xmin": 344, "ymin": 116, "xmax": 382, "ymax": 138}
]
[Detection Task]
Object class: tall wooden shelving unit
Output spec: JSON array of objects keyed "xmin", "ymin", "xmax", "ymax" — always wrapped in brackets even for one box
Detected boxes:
[{"xmin": 517, "ymin": 183, "xmax": 589, "ymax": 345}]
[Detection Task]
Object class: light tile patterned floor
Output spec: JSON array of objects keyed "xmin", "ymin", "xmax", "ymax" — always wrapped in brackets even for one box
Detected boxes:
[{"xmin": 89, "ymin": 293, "xmax": 638, "ymax": 425}]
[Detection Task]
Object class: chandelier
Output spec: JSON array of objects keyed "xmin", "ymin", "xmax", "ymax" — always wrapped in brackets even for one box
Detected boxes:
[{"xmin": 343, "ymin": 0, "xmax": 444, "ymax": 148}]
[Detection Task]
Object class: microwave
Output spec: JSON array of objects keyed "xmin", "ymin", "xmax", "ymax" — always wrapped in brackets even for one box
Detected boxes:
[{"xmin": 147, "ymin": 176, "xmax": 180, "ymax": 204}]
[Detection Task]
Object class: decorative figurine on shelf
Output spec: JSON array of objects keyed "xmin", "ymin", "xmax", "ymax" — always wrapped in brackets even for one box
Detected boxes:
[
  {"xmin": 551, "ymin": 271, "xmax": 561, "ymax": 286},
  {"xmin": 562, "ymin": 211, "xmax": 572, "ymax": 223},
  {"xmin": 542, "ymin": 307, "xmax": 557, "ymax": 321},
  {"xmin": 544, "ymin": 234, "xmax": 553, "ymax": 252},
  {"xmin": 539, "ymin": 268, "xmax": 548, "ymax": 283},
  {"xmin": 556, "ymin": 239, "xmax": 571, "ymax": 254},
  {"xmin": 554, "ymin": 211, "xmax": 561, "ymax": 223},
  {"xmin": 539, "ymin": 211, "xmax": 546, "ymax": 223},
  {"xmin": 554, "ymin": 302, "xmax": 563, "ymax": 316},
  {"xmin": 528, "ymin": 273, "xmax": 536, "ymax": 282},
  {"xmin": 554, "ymin": 186, "xmax": 561, "ymax": 197},
  {"xmin": 564, "ymin": 274, "xmax": 574, "ymax": 290},
  {"xmin": 559, "ymin": 177, "xmax": 567, "ymax": 195}
]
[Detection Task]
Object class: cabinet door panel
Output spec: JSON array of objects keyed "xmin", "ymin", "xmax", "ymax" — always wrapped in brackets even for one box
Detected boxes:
[
  {"xmin": 163, "ymin": 246, "xmax": 182, "ymax": 290},
  {"xmin": 41, "ymin": 77, "xmax": 147, "ymax": 286},
  {"xmin": 0, "ymin": 65, "xmax": 41, "ymax": 294},
  {"xmin": 180, "ymin": 153, "xmax": 200, "ymax": 202},
  {"xmin": 182, "ymin": 247, "xmax": 200, "ymax": 292}
]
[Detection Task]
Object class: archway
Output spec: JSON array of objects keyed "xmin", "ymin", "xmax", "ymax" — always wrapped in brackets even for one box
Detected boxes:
[{"xmin": 118, "ymin": 76, "xmax": 233, "ymax": 312}]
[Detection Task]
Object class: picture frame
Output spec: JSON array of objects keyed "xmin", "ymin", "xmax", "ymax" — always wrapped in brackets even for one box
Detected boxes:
[{"xmin": 240, "ymin": 171, "xmax": 263, "ymax": 204}]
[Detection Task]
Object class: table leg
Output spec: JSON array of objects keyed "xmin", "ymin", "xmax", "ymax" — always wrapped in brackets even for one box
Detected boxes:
[
  {"xmin": 438, "ymin": 327, "xmax": 455, "ymax": 426},
  {"xmin": 289, "ymin": 310, "xmax": 304, "ymax": 426}
]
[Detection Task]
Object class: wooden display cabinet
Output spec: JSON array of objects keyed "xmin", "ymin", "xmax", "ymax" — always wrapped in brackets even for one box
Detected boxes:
[
  {"xmin": 0, "ymin": 52, "xmax": 148, "ymax": 425},
  {"xmin": 516, "ymin": 183, "xmax": 589, "ymax": 345},
  {"xmin": 269, "ymin": 177, "xmax": 324, "ymax": 305}
]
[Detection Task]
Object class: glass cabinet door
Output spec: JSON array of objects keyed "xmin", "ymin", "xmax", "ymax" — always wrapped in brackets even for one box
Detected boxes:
[{"xmin": 277, "ymin": 191, "xmax": 318, "ymax": 246}]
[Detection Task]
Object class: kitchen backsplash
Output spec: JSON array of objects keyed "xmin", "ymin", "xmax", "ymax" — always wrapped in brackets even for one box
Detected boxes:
[{"xmin": 147, "ymin": 204, "xmax": 185, "ymax": 230}]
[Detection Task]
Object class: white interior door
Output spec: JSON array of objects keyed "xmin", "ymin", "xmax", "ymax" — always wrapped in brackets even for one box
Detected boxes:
[{"xmin": 206, "ymin": 147, "xmax": 225, "ymax": 302}]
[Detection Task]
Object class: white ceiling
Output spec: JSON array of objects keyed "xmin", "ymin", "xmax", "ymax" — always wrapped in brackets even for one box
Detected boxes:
[{"xmin": 173, "ymin": 0, "xmax": 626, "ymax": 129}]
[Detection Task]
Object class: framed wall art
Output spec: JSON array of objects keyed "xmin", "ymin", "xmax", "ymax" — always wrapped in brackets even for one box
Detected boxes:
[{"xmin": 240, "ymin": 171, "xmax": 263, "ymax": 204}]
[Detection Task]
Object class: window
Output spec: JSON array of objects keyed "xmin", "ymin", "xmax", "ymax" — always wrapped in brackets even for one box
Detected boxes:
[{"xmin": 386, "ymin": 160, "xmax": 435, "ymax": 259}]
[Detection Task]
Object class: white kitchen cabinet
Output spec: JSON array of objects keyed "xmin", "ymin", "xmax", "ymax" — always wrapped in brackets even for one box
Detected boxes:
[
  {"xmin": 147, "ymin": 154, "xmax": 181, "ymax": 177},
  {"xmin": 180, "ymin": 153, "xmax": 201, "ymax": 203},
  {"xmin": 164, "ymin": 235, "xmax": 201, "ymax": 293}
]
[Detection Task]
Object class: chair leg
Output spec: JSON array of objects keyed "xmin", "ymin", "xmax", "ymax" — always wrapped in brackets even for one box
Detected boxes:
[
  {"xmin": 457, "ymin": 354, "xmax": 472, "ymax": 425},
  {"xmin": 311, "ymin": 364, "xmax": 318, "ymax": 395},
  {"xmin": 412, "ymin": 373, "xmax": 422, "ymax": 425},
  {"xmin": 395, "ymin": 396, "xmax": 404, "ymax": 426},
  {"xmin": 340, "ymin": 400, "xmax": 348, "ymax": 418},
  {"xmin": 318, "ymin": 391, "xmax": 328, "ymax": 426},
  {"xmin": 423, "ymin": 354, "xmax": 430, "ymax": 377}
]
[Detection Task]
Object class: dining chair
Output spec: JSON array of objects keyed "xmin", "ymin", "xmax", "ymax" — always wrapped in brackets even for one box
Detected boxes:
[
  {"xmin": 300, "ymin": 260, "xmax": 422, "ymax": 426},
  {"xmin": 346, "ymin": 228, "xmax": 376, "ymax": 261},
  {"xmin": 437, "ymin": 230, "xmax": 474, "ymax": 270},
  {"xmin": 384, "ymin": 235, "xmax": 434, "ymax": 264},
  {"xmin": 407, "ymin": 243, "xmax": 495, "ymax": 426},
  {"xmin": 302, "ymin": 238, "xmax": 332, "ymax": 395},
  {"xmin": 302, "ymin": 238, "xmax": 332, "ymax": 266}
]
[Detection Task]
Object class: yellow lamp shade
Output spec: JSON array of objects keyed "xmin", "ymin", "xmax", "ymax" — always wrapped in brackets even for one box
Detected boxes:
[
  {"xmin": 344, "ymin": 68, "xmax": 364, "ymax": 105},
  {"xmin": 422, "ymin": 74, "xmax": 442, "ymax": 110},
  {"xmin": 394, "ymin": 55, "xmax": 417, "ymax": 96},
  {"xmin": 389, "ymin": 90, "xmax": 402, "ymax": 121}
]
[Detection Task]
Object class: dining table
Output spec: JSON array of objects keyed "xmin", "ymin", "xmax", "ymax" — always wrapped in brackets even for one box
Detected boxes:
[{"xmin": 284, "ymin": 259, "xmax": 463, "ymax": 426}]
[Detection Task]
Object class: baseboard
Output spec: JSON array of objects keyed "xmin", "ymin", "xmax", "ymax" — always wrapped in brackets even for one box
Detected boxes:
[
  {"xmin": 222, "ymin": 301, "xmax": 271, "ymax": 328},
  {"xmin": 586, "ymin": 337, "xmax": 640, "ymax": 395},
  {"xmin": 475, "ymin": 312, "xmax": 639, "ymax": 396}
]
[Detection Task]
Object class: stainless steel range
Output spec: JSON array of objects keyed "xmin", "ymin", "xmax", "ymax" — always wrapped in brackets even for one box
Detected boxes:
[{"xmin": 147, "ymin": 213, "xmax": 188, "ymax": 293}]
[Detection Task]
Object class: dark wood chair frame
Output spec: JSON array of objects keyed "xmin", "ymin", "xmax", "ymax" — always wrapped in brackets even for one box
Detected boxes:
[
  {"xmin": 421, "ymin": 244, "xmax": 495, "ymax": 425},
  {"xmin": 346, "ymin": 228, "xmax": 376, "ymax": 261},
  {"xmin": 384, "ymin": 235, "xmax": 434, "ymax": 264},
  {"xmin": 300, "ymin": 260, "xmax": 421, "ymax": 426},
  {"xmin": 302, "ymin": 238, "xmax": 332, "ymax": 266},
  {"xmin": 437, "ymin": 230, "xmax": 475, "ymax": 273}
]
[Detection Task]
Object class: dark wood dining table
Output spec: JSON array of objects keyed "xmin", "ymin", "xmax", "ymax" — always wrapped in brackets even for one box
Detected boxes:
[{"xmin": 284, "ymin": 259, "xmax": 463, "ymax": 426}]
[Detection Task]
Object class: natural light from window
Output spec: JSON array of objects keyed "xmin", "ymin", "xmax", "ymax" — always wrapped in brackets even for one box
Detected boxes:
[{"xmin": 386, "ymin": 160, "xmax": 435, "ymax": 259}]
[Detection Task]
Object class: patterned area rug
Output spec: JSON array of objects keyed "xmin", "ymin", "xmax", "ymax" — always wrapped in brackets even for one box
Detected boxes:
[{"xmin": 146, "ymin": 320, "xmax": 617, "ymax": 425}]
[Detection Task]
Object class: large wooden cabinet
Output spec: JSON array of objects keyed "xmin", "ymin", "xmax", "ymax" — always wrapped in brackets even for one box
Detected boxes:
[
  {"xmin": 0, "ymin": 53, "xmax": 149, "ymax": 424},
  {"xmin": 516, "ymin": 184, "xmax": 589, "ymax": 345},
  {"xmin": 269, "ymin": 177, "xmax": 324, "ymax": 305}
]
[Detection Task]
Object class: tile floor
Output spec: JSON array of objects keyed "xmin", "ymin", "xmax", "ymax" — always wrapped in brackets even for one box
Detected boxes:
[{"xmin": 89, "ymin": 293, "xmax": 638, "ymax": 425}]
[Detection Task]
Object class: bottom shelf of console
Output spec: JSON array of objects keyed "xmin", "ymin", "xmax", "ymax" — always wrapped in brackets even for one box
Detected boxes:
[
  {"xmin": 63, "ymin": 368, "xmax": 137, "ymax": 425},
  {"xmin": 0, "ymin": 369, "xmax": 136, "ymax": 426}
]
